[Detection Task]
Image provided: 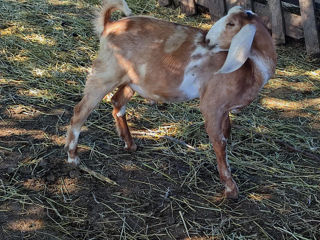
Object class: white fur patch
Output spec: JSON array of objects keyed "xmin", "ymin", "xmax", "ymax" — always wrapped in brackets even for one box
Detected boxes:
[
  {"xmin": 225, "ymin": 185, "xmax": 233, "ymax": 193},
  {"xmin": 69, "ymin": 129, "xmax": 80, "ymax": 150},
  {"xmin": 67, "ymin": 153, "xmax": 80, "ymax": 165},
  {"xmin": 116, "ymin": 105, "xmax": 126, "ymax": 117},
  {"xmin": 164, "ymin": 26, "xmax": 188, "ymax": 53},
  {"xmin": 250, "ymin": 53, "xmax": 272, "ymax": 86},
  {"xmin": 180, "ymin": 58, "xmax": 202, "ymax": 100},
  {"xmin": 138, "ymin": 63, "xmax": 147, "ymax": 80},
  {"xmin": 206, "ymin": 15, "xmax": 227, "ymax": 47}
]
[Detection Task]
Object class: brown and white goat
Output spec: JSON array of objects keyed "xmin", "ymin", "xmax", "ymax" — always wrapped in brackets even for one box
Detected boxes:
[{"xmin": 65, "ymin": 0, "xmax": 276, "ymax": 199}]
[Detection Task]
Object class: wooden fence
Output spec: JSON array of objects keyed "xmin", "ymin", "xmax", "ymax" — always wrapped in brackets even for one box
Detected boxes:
[{"xmin": 159, "ymin": 0, "xmax": 320, "ymax": 55}]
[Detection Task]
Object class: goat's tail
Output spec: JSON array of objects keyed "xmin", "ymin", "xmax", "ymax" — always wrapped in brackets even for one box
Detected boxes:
[{"xmin": 94, "ymin": 0, "xmax": 132, "ymax": 36}]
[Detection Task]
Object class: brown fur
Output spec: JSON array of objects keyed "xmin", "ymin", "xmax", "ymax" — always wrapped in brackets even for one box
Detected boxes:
[{"xmin": 65, "ymin": 3, "xmax": 276, "ymax": 199}]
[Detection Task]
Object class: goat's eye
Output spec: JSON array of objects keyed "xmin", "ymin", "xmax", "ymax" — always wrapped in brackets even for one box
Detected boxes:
[{"xmin": 226, "ymin": 22, "xmax": 235, "ymax": 27}]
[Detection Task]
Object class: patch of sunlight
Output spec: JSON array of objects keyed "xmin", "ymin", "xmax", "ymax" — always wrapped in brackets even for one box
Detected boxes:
[
  {"xmin": 21, "ymin": 33, "xmax": 56, "ymax": 46},
  {"xmin": 0, "ymin": 25, "xmax": 21, "ymax": 36},
  {"xmin": 6, "ymin": 105, "xmax": 41, "ymax": 119},
  {"xmin": 23, "ymin": 176, "xmax": 80, "ymax": 193},
  {"xmin": 197, "ymin": 143, "xmax": 210, "ymax": 151},
  {"xmin": 266, "ymin": 78, "xmax": 316, "ymax": 92},
  {"xmin": 56, "ymin": 63, "xmax": 88, "ymax": 75},
  {"xmin": 131, "ymin": 124, "xmax": 179, "ymax": 140},
  {"xmin": 0, "ymin": 126, "xmax": 67, "ymax": 146},
  {"xmin": 276, "ymin": 69, "xmax": 298, "ymax": 77},
  {"xmin": 305, "ymin": 69, "xmax": 320, "ymax": 80},
  {"xmin": 32, "ymin": 68, "xmax": 52, "ymax": 78},
  {"xmin": 261, "ymin": 97, "xmax": 320, "ymax": 111},
  {"xmin": 177, "ymin": 13, "xmax": 186, "ymax": 19},
  {"xmin": 198, "ymin": 23, "xmax": 212, "ymax": 30},
  {"xmin": 23, "ymin": 178, "xmax": 46, "ymax": 191},
  {"xmin": 18, "ymin": 88, "xmax": 55, "ymax": 100},
  {"xmin": 7, "ymin": 54, "xmax": 29, "ymax": 63},
  {"xmin": 7, "ymin": 219, "xmax": 43, "ymax": 231},
  {"xmin": 55, "ymin": 177, "xmax": 80, "ymax": 193},
  {"xmin": 249, "ymin": 193, "xmax": 272, "ymax": 201},
  {"xmin": 0, "ymin": 78, "xmax": 24, "ymax": 86},
  {"xmin": 254, "ymin": 125, "xmax": 269, "ymax": 134}
]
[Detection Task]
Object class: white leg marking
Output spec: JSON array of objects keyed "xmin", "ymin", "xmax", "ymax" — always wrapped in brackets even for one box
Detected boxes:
[
  {"xmin": 69, "ymin": 129, "xmax": 80, "ymax": 150},
  {"xmin": 67, "ymin": 152, "xmax": 80, "ymax": 165},
  {"xmin": 116, "ymin": 105, "xmax": 126, "ymax": 117}
]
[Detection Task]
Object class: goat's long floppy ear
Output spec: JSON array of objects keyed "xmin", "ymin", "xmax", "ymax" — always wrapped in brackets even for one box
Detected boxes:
[{"xmin": 217, "ymin": 24, "xmax": 256, "ymax": 74}]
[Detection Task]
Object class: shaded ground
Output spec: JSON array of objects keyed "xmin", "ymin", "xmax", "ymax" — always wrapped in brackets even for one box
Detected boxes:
[{"xmin": 0, "ymin": 0, "xmax": 320, "ymax": 239}]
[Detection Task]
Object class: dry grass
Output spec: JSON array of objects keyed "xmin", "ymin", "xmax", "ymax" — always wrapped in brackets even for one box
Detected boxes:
[{"xmin": 0, "ymin": 0, "xmax": 320, "ymax": 239}]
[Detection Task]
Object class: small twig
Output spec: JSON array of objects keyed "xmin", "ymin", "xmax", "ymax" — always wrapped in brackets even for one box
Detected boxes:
[
  {"xmin": 78, "ymin": 164, "xmax": 118, "ymax": 186},
  {"xmin": 179, "ymin": 211, "xmax": 190, "ymax": 239},
  {"xmin": 132, "ymin": 131, "xmax": 198, "ymax": 151}
]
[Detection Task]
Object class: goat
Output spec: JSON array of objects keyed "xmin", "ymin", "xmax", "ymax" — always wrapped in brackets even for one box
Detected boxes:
[{"xmin": 65, "ymin": 0, "xmax": 276, "ymax": 199}]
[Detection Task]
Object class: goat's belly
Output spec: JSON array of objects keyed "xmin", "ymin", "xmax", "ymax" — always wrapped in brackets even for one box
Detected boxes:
[{"xmin": 129, "ymin": 83, "xmax": 197, "ymax": 102}]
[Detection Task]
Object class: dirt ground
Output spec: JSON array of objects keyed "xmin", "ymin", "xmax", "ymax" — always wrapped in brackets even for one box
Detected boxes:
[{"xmin": 0, "ymin": 0, "xmax": 320, "ymax": 239}]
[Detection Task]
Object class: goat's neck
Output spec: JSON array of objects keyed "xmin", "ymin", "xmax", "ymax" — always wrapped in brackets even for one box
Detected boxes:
[{"xmin": 249, "ymin": 50, "xmax": 275, "ymax": 87}]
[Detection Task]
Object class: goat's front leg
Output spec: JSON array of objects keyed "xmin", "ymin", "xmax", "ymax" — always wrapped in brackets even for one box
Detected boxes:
[
  {"xmin": 111, "ymin": 85, "xmax": 136, "ymax": 151},
  {"xmin": 201, "ymin": 106, "xmax": 238, "ymax": 199}
]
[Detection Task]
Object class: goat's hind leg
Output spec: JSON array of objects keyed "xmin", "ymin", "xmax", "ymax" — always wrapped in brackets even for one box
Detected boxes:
[
  {"xmin": 111, "ymin": 84, "xmax": 136, "ymax": 151},
  {"xmin": 65, "ymin": 76, "xmax": 120, "ymax": 164}
]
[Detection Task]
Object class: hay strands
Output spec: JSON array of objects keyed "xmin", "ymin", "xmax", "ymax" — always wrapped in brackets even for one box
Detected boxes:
[{"xmin": 78, "ymin": 164, "xmax": 118, "ymax": 186}]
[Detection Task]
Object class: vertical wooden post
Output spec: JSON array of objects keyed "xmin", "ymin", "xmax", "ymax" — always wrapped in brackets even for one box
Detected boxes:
[
  {"xmin": 243, "ymin": 0, "xmax": 253, "ymax": 10},
  {"xmin": 269, "ymin": 0, "xmax": 286, "ymax": 45},
  {"xmin": 299, "ymin": 0, "xmax": 320, "ymax": 55},
  {"xmin": 158, "ymin": 0, "xmax": 172, "ymax": 7},
  {"xmin": 209, "ymin": 0, "xmax": 226, "ymax": 21},
  {"xmin": 180, "ymin": 0, "xmax": 197, "ymax": 15}
]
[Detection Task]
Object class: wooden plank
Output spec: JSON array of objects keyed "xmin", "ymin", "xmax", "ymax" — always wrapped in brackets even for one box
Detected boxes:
[
  {"xmin": 195, "ymin": 0, "xmax": 209, "ymax": 8},
  {"xmin": 299, "ymin": 0, "xmax": 320, "ymax": 55},
  {"xmin": 208, "ymin": 0, "xmax": 226, "ymax": 21},
  {"xmin": 243, "ymin": 0, "xmax": 253, "ymax": 10},
  {"xmin": 158, "ymin": 0, "xmax": 172, "ymax": 7},
  {"xmin": 269, "ymin": 0, "xmax": 286, "ymax": 45},
  {"xmin": 253, "ymin": 2, "xmax": 303, "ymax": 39},
  {"xmin": 194, "ymin": 0, "xmax": 304, "ymax": 40},
  {"xmin": 172, "ymin": 0, "xmax": 180, "ymax": 8},
  {"xmin": 180, "ymin": 0, "xmax": 197, "ymax": 15},
  {"xmin": 225, "ymin": 0, "xmax": 252, "ymax": 10}
]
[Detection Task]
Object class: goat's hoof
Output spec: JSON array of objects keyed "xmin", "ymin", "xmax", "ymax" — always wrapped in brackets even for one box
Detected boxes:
[
  {"xmin": 224, "ymin": 185, "xmax": 239, "ymax": 199},
  {"xmin": 67, "ymin": 155, "xmax": 80, "ymax": 165},
  {"xmin": 124, "ymin": 143, "xmax": 137, "ymax": 152}
]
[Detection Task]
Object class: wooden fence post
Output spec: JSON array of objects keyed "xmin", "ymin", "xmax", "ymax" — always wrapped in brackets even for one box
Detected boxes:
[
  {"xmin": 158, "ymin": 0, "xmax": 172, "ymax": 7},
  {"xmin": 269, "ymin": 0, "xmax": 286, "ymax": 45},
  {"xmin": 299, "ymin": 0, "xmax": 320, "ymax": 55},
  {"xmin": 209, "ymin": 0, "xmax": 226, "ymax": 21},
  {"xmin": 180, "ymin": 0, "xmax": 197, "ymax": 15}
]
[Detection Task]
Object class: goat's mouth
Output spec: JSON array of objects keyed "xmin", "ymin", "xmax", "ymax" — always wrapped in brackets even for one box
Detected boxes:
[{"xmin": 207, "ymin": 41, "xmax": 218, "ymax": 50}]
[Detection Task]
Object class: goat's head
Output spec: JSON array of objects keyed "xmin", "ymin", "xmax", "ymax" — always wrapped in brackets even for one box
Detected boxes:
[{"xmin": 206, "ymin": 6, "xmax": 259, "ymax": 74}]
